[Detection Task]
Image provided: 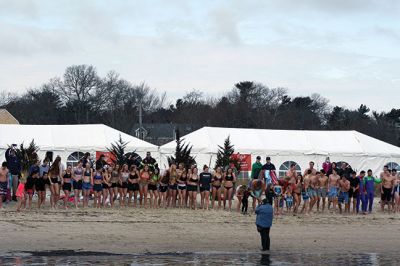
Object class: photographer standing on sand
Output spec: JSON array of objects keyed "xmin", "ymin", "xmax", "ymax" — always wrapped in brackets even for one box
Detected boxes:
[{"xmin": 255, "ymin": 198, "xmax": 273, "ymax": 251}]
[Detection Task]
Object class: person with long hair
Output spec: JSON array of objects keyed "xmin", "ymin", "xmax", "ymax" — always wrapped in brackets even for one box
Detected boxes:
[
  {"xmin": 139, "ymin": 164, "xmax": 150, "ymax": 208},
  {"xmin": 148, "ymin": 168, "xmax": 160, "ymax": 208},
  {"xmin": 82, "ymin": 162, "xmax": 92, "ymax": 208},
  {"xmin": 48, "ymin": 156, "xmax": 62, "ymax": 209},
  {"xmin": 36, "ymin": 171, "xmax": 47, "ymax": 209},
  {"xmin": 110, "ymin": 164, "xmax": 120, "ymax": 206},
  {"xmin": 39, "ymin": 158, "xmax": 50, "ymax": 206},
  {"xmin": 199, "ymin": 165, "xmax": 212, "ymax": 210},
  {"xmin": 292, "ymin": 174, "xmax": 303, "ymax": 214},
  {"xmin": 168, "ymin": 163, "xmax": 178, "ymax": 208},
  {"xmin": 159, "ymin": 169, "xmax": 170, "ymax": 209},
  {"xmin": 72, "ymin": 160, "xmax": 84, "ymax": 208},
  {"xmin": 127, "ymin": 165, "xmax": 140, "ymax": 207},
  {"xmin": 393, "ymin": 171, "xmax": 400, "ymax": 213},
  {"xmin": 102, "ymin": 168, "xmax": 112, "ymax": 207},
  {"xmin": 119, "ymin": 164, "xmax": 129, "ymax": 207},
  {"xmin": 223, "ymin": 167, "xmax": 236, "ymax": 211},
  {"xmin": 107, "ymin": 166, "xmax": 116, "ymax": 208},
  {"xmin": 61, "ymin": 165, "xmax": 73, "ymax": 209},
  {"xmin": 187, "ymin": 167, "xmax": 199, "ymax": 210},
  {"xmin": 92, "ymin": 166, "xmax": 103, "ymax": 208},
  {"xmin": 212, "ymin": 166, "xmax": 223, "ymax": 209},
  {"xmin": 177, "ymin": 165, "xmax": 187, "ymax": 208}
]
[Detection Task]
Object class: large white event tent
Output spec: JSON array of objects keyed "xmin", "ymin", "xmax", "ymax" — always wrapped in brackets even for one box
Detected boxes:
[
  {"xmin": 160, "ymin": 127, "xmax": 400, "ymax": 176},
  {"xmin": 0, "ymin": 124, "xmax": 158, "ymax": 165}
]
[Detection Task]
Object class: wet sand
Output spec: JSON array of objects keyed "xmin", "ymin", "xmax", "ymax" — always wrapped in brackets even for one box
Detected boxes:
[{"xmin": 0, "ymin": 200, "xmax": 399, "ymax": 255}]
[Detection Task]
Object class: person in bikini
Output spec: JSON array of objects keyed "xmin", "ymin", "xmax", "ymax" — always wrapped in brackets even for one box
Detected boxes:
[
  {"xmin": 251, "ymin": 179, "xmax": 264, "ymax": 211},
  {"xmin": 35, "ymin": 171, "xmax": 47, "ymax": 209},
  {"xmin": 177, "ymin": 163, "xmax": 187, "ymax": 208},
  {"xmin": 102, "ymin": 167, "xmax": 112, "ymax": 207},
  {"xmin": 0, "ymin": 162, "xmax": 9, "ymax": 209},
  {"xmin": 72, "ymin": 160, "xmax": 84, "ymax": 208},
  {"xmin": 48, "ymin": 157, "xmax": 62, "ymax": 209},
  {"xmin": 328, "ymin": 168, "xmax": 340, "ymax": 212},
  {"xmin": 109, "ymin": 164, "xmax": 120, "ymax": 206},
  {"xmin": 61, "ymin": 165, "xmax": 73, "ymax": 209},
  {"xmin": 168, "ymin": 163, "xmax": 178, "ymax": 208},
  {"xmin": 187, "ymin": 167, "xmax": 199, "ymax": 210},
  {"xmin": 127, "ymin": 165, "xmax": 140, "ymax": 207},
  {"xmin": 82, "ymin": 163, "xmax": 92, "ymax": 208},
  {"xmin": 211, "ymin": 166, "xmax": 223, "ymax": 209},
  {"xmin": 159, "ymin": 169, "xmax": 170, "ymax": 209},
  {"xmin": 139, "ymin": 164, "xmax": 150, "ymax": 208},
  {"xmin": 292, "ymin": 174, "xmax": 302, "ymax": 214},
  {"xmin": 338, "ymin": 175, "xmax": 350, "ymax": 214},
  {"xmin": 223, "ymin": 167, "xmax": 236, "ymax": 211},
  {"xmin": 148, "ymin": 168, "xmax": 160, "ymax": 208},
  {"xmin": 119, "ymin": 164, "xmax": 130, "ymax": 207},
  {"xmin": 92, "ymin": 166, "xmax": 104, "ymax": 208},
  {"xmin": 316, "ymin": 170, "xmax": 328, "ymax": 212}
]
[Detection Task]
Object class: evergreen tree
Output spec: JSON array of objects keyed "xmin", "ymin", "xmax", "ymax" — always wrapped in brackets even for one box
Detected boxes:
[
  {"xmin": 16, "ymin": 139, "xmax": 39, "ymax": 173},
  {"xmin": 168, "ymin": 129, "xmax": 196, "ymax": 168},
  {"xmin": 215, "ymin": 136, "xmax": 240, "ymax": 171},
  {"xmin": 107, "ymin": 134, "xmax": 129, "ymax": 166}
]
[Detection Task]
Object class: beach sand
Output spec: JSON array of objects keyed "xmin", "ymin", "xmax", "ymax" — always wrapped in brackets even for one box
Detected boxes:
[{"xmin": 0, "ymin": 200, "xmax": 399, "ymax": 255}]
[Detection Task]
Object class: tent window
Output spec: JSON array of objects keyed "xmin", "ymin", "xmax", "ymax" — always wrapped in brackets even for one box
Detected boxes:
[
  {"xmin": 386, "ymin": 162, "xmax": 399, "ymax": 171},
  {"xmin": 67, "ymin": 152, "xmax": 85, "ymax": 168},
  {"xmin": 279, "ymin": 161, "xmax": 301, "ymax": 178}
]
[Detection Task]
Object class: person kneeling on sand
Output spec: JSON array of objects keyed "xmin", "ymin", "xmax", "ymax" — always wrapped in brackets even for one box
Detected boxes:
[{"xmin": 255, "ymin": 198, "xmax": 273, "ymax": 251}]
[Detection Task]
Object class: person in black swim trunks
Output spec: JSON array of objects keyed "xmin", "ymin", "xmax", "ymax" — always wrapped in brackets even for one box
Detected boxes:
[
  {"xmin": 199, "ymin": 165, "xmax": 212, "ymax": 210},
  {"xmin": 223, "ymin": 167, "xmax": 236, "ymax": 211},
  {"xmin": 211, "ymin": 166, "xmax": 223, "ymax": 210},
  {"xmin": 127, "ymin": 165, "xmax": 140, "ymax": 207},
  {"xmin": 187, "ymin": 167, "xmax": 199, "ymax": 210},
  {"xmin": 72, "ymin": 160, "xmax": 84, "ymax": 209},
  {"xmin": 61, "ymin": 165, "xmax": 73, "ymax": 209}
]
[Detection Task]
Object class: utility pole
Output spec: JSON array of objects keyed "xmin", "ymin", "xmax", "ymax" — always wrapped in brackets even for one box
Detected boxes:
[{"xmin": 135, "ymin": 102, "xmax": 147, "ymax": 140}]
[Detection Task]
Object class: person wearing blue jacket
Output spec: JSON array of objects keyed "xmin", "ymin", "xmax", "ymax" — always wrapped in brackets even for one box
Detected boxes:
[
  {"xmin": 364, "ymin": 169, "xmax": 382, "ymax": 214},
  {"xmin": 255, "ymin": 198, "xmax": 274, "ymax": 251}
]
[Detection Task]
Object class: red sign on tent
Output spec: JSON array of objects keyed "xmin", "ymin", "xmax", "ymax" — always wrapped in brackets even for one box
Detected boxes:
[
  {"xmin": 230, "ymin": 153, "xmax": 252, "ymax": 171},
  {"xmin": 96, "ymin": 151, "xmax": 115, "ymax": 165}
]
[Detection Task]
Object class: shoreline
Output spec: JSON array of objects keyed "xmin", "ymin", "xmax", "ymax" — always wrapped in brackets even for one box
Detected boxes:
[{"xmin": 1, "ymin": 206, "xmax": 399, "ymax": 255}]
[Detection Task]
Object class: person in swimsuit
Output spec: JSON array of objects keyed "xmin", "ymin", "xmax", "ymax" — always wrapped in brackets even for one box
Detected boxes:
[
  {"xmin": 292, "ymin": 174, "xmax": 302, "ymax": 214},
  {"xmin": 0, "ymin": 162, "xmax": 9, "ymax": 209},
  {"xmin": 24, "ymin": 170, "xmax": 36, "ymax": 209},
  {"xmin": 273, "ymin": 183, "xmax": 283, "ymax": 215},
  {"xmin": 139, "ymin": 164, "xmax": 150, "ymax": 208},
  {"xmin": 105, "ymin": 167, "xmax": 115, "ymax": 208},
  {"xmin": 110, "ymin": 164, "xmax": 120, "ymax": 205},
  {"xmin": 48, "ymin": 156, "xmax": 62, "ymax": 209},
  {"xmin": 187, "ymin": 167, "xmax": 199, "ymax": 210},
  {"xmin": 72, "ymin": 160, "xmax": 84, "ymax": 209},
  {"xmin": 61, "ymin": 165, "xmax": 73, "ymax": 209},
  {"xmin": 199, "ymin": 165, "xmax": 212, "ymax": 210},
  {"xmin": 211, "ymin": 166, "xmax": 223, "ymax": 210},
  {"xmin": 102, "ymin": 167, "xmax": 112, "ymax": 207},
  {"xmin": 39, "ymin": 158, "xmax": 50, "ymax": 205},
  {"xmin": 127, "ymin": 165, "xmax": 140, "ymax": 207},
  {"xmin": 328, "ymin": 168, "xmax": 340, "ymax": 212},
  {"xmin": 380, "ymin": 166, "xmax": 395, "ymax": 213},
  {"xmin": 15, "ymin": 174, "xmax": 27, "ymax": 212},
  {"xmin": 148, "ymin": 168, "xmax": 160, "ymax": 208},
  {"xmin": 36, "ymin": 171, "xmax": 47, "ymax": 209},
  {"xmin": 159, "ymin": 169, "xmax": 170, "ymax": 209},
  {"xmin": 348, "ymin": 171, "xmax": 360, "ymax": 214},
  {"xmin": 317, "ymin": 170, "xmax": 328, "ymax": 212},
  {"xmin": 168, "ymin": 163, "xmax": 178, "ymax": 208},
  {"xmin": 393, "ymin": 169, "xmax": 400, "ymax": 213},
  {"xmin": 338, "ymin": 175, "xmax": 350, "ymax": 214},
  {"xmin": 251, "ymin": 179, "xmax": 264, "ymax": 211},
  {"xmin": 82, "ymin": 163, "xmax": 92, "ymax": 208},
  {"xmin": 177, "ymin": 163, "xmax": 187, "ymax": 208},
  {"xmin": 119, "ymin": 164, "xmax": 129, "ymax": 207},
  {"xmin": 300, "ymin": 173, "xmax": 310, "ymax": 215},
  {"xmin": 223, "ymin": 167, "xmax": 236, "ymax": 211},
  {"xmin": 93, "ymin": 166, "xmax": 104, "ymax": 208}
]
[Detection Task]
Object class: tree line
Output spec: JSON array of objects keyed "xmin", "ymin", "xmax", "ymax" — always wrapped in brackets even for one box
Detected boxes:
[{"xmin": 1, "ymin": 64, "xmax": 399, "ymax": 147}]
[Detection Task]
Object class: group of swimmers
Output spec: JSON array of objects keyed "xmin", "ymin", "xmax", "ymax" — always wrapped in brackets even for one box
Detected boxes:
[{"xmin": 0, "ymin": 154, "xmax": 399, "ymax": 215}]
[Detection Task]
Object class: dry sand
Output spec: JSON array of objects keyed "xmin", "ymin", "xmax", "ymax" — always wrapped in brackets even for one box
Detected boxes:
[{"xmin": 0, "ymin": 200, "xmax": 399, "ymax": 255}]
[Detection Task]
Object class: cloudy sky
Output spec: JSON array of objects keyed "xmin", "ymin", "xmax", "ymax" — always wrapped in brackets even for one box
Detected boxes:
[{"xmin": 0, "ymin": 0, "xmax": 399, "ymax": 111}]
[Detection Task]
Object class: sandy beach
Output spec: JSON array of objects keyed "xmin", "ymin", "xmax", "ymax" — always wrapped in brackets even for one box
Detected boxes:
[{"xmin": 1, "ymin": 199, "xmax": 399, "ymax": 255}]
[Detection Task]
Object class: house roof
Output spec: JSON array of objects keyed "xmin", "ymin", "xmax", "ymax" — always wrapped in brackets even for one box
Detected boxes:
[{"xmin": 0, "ymin": 109, "xmax": 19, "ymax": 124}]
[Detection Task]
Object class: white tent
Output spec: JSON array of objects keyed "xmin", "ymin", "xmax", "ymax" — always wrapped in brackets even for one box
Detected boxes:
[
  {"xmin": 0, "ymin": 124, "xmax": 158, "ymax": 165},
  {"xmin": 160, "ymin": 127, "xmax": 400, "ymax": 176}
]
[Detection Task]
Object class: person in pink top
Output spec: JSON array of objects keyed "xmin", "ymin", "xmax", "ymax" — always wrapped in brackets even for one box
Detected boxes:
[{"xmin": 322, "ymin": 157, "xmax": 332, "ymax": 174}]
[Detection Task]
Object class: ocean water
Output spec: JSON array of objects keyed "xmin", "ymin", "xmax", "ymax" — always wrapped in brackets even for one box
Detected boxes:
[{"xmin": 0, "ymin": 251, "xmax": 398, "ymax": 265}]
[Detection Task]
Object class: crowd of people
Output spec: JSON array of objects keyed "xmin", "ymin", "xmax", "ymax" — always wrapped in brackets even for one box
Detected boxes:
[{"xmin": 0, "ymin": 147, "xmax": 399, "ymax": 215}]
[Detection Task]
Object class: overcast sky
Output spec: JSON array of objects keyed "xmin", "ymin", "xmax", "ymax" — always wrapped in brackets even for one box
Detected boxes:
[{"xmin": 0, "ymin": 0, "xmax": 399, "ymax": 111}]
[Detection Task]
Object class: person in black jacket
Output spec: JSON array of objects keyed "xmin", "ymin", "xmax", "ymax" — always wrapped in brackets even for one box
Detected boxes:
[
  {"xmin": 141, "ymin": 152, "xmax": 158, "ymax": 171},
  {"xmin": 5, "ymin": 145, "xmax": 21, "ymax": 201}
]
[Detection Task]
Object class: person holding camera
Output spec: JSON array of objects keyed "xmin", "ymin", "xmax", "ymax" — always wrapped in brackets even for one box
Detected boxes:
[{"xmin": 255, "ymin": 198, "xmax": 274, "ymax": 251}]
